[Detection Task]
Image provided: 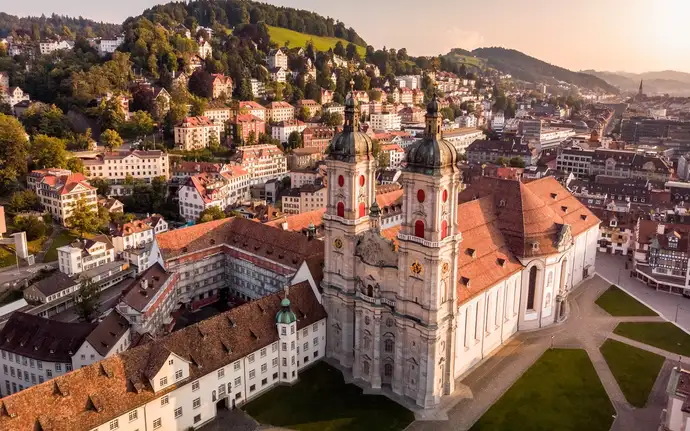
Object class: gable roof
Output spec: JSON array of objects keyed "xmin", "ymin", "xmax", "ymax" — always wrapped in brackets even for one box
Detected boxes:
[
  {"xmin": 0, "ymin": 312, "xmax": 96, "ymax": 362},
  {"xmin": 86, "ymin": 312, "xmax": 131, "ymax": 357},
  {"xmin": 0, "ymin": 283, "xmax": 325, "ymax": 431}
]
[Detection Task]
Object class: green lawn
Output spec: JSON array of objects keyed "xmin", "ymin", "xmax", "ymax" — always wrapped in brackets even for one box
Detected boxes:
[
  {"xmin": 600, "ymin": 339, "xmax": 665, "ymax": 407},
  {"xmin": 244, "ymin": 362, "xmax": 413, "ymax": 431},
  {"xmin": 267, "ymin": 26, "xmax": 367, "ymax": 57},
  {"xmin": 43, "ymin": 230, "xmax": 79, "ymax": 262},
  {"xmin": 595, "ymin": 285, "xmax": 657, "ymax": 316},
  {"xmin": 614, "ymin": 322, "xmax": 690, "ymax": 356},
  {"xmin": 471, "ymin": 349, "xmax": 615, "ymax": 431}
]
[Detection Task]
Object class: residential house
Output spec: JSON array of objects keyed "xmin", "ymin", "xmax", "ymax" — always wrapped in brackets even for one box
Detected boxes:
[
  {"xmin": 231, "ymin": 144, "xmax": 287, "ymax": 185},
  {"xmin": 269, "ymin": 67, "xmax": 287, "ymax": 83},
  {"xmin": 230, "ymin": 114, "xmax": 266, "ymax": 144},
  {"xmin": 379, "ymin": 143, "xmax": 405, "ymax": 168},
  {"xmin": 203, "ymin": 103, "xmax": 232, "ymax": 126},
  {"xmin": 238, "ymin": 101, "xmax": 267, "ymax": 122},
  {"xmin": 271, "ymin": 119, "xmax": 307, "ymax": 144},
  {"xmin": 265, "ymin": 101, "xmax": 295, "ymax": 123},
  {"xmin": 174, "ymin": 117, "xmax": 224, "ymax": 151},
  {"xmin": 210, "ymin": 74, "xmax": 233, "ymax": 99},
  {"xmin": 302, "ymin": 126, "xmax": 335, "ymax": 153},
  {"xmin": 370, "ymin": 112, "xmax": 402, "ymax": 131},
  {"xmin": 28, "ymin": 169, "xmax": 97, "ymax": 226},
  {"xmin": 81, "ymin": 150, "xmax": 170, "ymax": 197},
  {"xmin": 266, "ymin": 48, "xmax": 288, "ymax": 69}
]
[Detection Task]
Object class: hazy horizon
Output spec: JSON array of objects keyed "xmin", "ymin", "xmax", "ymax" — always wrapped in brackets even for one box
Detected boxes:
[{"xmin": 3, "ymin": 0, "xmax": 690, "ymax": 74}]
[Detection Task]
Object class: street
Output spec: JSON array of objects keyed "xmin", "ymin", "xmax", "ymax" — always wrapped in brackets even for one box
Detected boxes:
[
  {"xmin": 596, "ymin": 252, "xmax": 690, "ymax": 332},
  {"xmin": 0, "ymin": 262, "xmax": 58, "ymax": 288}
]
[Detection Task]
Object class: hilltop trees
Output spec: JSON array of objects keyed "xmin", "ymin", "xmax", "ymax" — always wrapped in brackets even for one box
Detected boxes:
[
  {"xmin": 100, "ymin": 129, "xmax": 123, "ymax": 151},
  {"xmin": 0, "ymin": 114, "xmax": 29, "ymax": 192}
]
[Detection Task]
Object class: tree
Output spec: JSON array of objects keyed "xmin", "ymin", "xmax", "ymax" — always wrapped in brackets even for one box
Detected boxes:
[
  {"xmin": 322, "ymin": 111, "xmax": 343, "ymax": 127},
  {"xmin": 208, "ymin": 133, "xmax": 220, "ymax": 152},
  {"xmin": 198, "ymin": 206, "xmax": 226, "ymax": 223},
  {"xmin": 8, "ymin": 190, "xmax": 40, "ymax": 213},
  {"xmin": 75, "ymin": 276, "xmax": 100, "ymax": 322},
  {"xmin": 126, "ymin": 111, "xmax": 155, "ymax": 139},
  {"xmin": 287, "ymin": 131, "xmax": 303, "ymax": 150},
  {"xmin": 0, "ymin": 114, "xmax": 29, "ymax": 190},
  {"xmin": 66, "ymin": 157, "xmax": 85, "ymax": 173},
  {"xmin": 89, "ymin": 98, "xmax": 126, "ymax": 131},
  {"xmin": 13, "ymin": 215, "xmax": 47, "ymax": 241},
  {"xmin": 334, "ymin": 41, "xmax": 346, "ymax": 57},
  {"xmin": 66, "ymin": 197, "xmax": 98, "ymax": 237},
  {"xmin": 440, "ymin": 107, "xmax": 455, "ymax": 122},
  {"xmin": 31, "ymin": 135, "xmax": 68, "ymax": 169},
  {"xmin": 20, "ymin": 103, "xmax": 70, "ymax": 138},
  {"xmin": 297, "ymin": 106, "xmax": 310, "ymax": 121},
  {"xmin": 237, "ymin": 78, "xmax": 254, "ymax": 101},
  {"xmin": 89, "ymin": 177, "xmax": 111, "ymax": 197},
  {"xmin": 346, "ymin": 43, "xmax": 360, "ymax": 61},
  {"xmin": 494, "ymin": 156, "xmax": 508, "ymax": 166},
  {"xmin": 509, "ymin": 157, "xmax": 526, "ymax": 168},
  {"xmin": 189, "ymin": 96, "xmax": 208, "ymax": 117},
  {"xmin": 100, "ymin": 129, "xmax": 123, "ymax": 151},
  {"xmin": 188, "ymin": 70, "xmax": 214, "ymax": 99}
]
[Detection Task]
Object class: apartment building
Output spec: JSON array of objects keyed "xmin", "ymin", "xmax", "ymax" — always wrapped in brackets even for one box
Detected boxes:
[
  {"xmin": 231, "ymin": 144, "xmax": 287, "ymax": 185},
  {"xmin": 110, "ymin": 217, "xmax": 166, "ymax": 274},
  {"xmin": 556, "ymin": 148, "xmax": 595, "ymax": 179},
  {"xmin": 266, "ymin": 48, "xmax": 288, "ymax": 69},
  {"xmin": 174, "ymin": 116, "xmax": 224, "ymax": 151},
  {"xmin": 0, "ymin": 311, "xmax": 130, "ymax": 396},
  {"xmin": 38, "ymin": 39, "xmax": 71, "ymax": 55},
  {"xmin": 177, "ymin": 168, "xmax": 251, "ymax": 222},
  {"xmin": 633, "ymin": 220, "xmax": 690, "ymax": 295},
  {"xmin": 57, "ymin": 235, "xmax": 116, "ymax": 276},
  {"xmin": 0, "ymin": 283, "xmax": 326, "ymax": 431},
  {"xmin": 379, "ymin": 143, "xmax": 405, "ymax": 168},
  {"xmin": 370, "ymin": 112, "xmax": 402, "ymax": 131},
  {"xmin": 266, "ymin": 101, "xmax": 295, "ymax": 123},
  {"xmin": 28, "ymin": 169, "xmax": 97, "ymax": 226},
  {"xmin": 302, "ymin": 126, "xmax": 335, "ymax": 153},
  {"xmin": 465, "ymin": 138, "xmax": 539, "ymax": 166},
  {"xmin": 82, "ymin": 150, "xmax": 170, "ymax": 196},
  {"xmin": 271, "ymin": 119, "xmax": 307, "ymax": 143},
  {"xmin": 203, "ymin": 104, "xmax": 232, "ymax": 126},
  {"xmin": 116, "ymin": 263, "xmax": 179, "ymax": 336},
  {"xmin": 157, "ymin": 217, "xmax": 324, "ymax": 306},
  {"xmin": 171, "ymin": 161, "xmax": 230, "ymax": 182},
  {"xmin": 289, "ymin": 167, "xmax": 326, "ymax": 189},
  {"xmin": 442, "ymin": 128, "xmax": 485, "ymax": 154},
  {"xmin": 281, "ymin": 184, "xmax": 327, "ymax": 215},
  {"xmin": 229, "ymin": 114, "xmax": 266, "ymax": 144},
  {"xmin": 97, "ymin": 35, "xmax": 125, "ymax": 55},
  {"xmin": 399, "ymin": 106, "xmax": 425, "ymax": 123},
  {"xmin": 250, "ymin": 78, "xmax": 265, "ymax": 98},
  {"xmin": 238, "ymin": 101, "xmax": 267, "ymax": 122}
]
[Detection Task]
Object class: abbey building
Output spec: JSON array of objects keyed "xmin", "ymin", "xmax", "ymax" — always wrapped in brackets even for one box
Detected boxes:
[{"xmin": 322, "ymin": 91, "xmax": 600, "ymax": 408}]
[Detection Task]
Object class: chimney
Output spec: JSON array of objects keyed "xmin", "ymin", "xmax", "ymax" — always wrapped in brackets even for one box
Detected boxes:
[
  {"xmin": 657, "ymin": 224, "xmax": 665, "ymax": 235},
  {"xmin": 141, "ymin": 279, "xmax": 149, "ymax": 290}
]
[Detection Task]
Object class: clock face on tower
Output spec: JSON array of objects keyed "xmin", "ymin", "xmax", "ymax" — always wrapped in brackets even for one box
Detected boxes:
[{"xmin": 333, "ymin": 238, "xmax": 343, "ymax": 250}]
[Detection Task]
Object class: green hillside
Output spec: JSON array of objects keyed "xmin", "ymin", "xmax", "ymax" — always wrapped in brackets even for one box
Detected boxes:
[
  {"xmin": 268, "ymin": 26, "xmax": 366, "ymax": 58},
  {"xmin": 442, "ymin": 50, "xmax": 484, "ymax": 69}
]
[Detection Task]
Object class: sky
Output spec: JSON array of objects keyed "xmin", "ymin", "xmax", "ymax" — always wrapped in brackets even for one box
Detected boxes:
[{"xmin": 4, "ymin": 0, "xmax": 690, "ymax": 73}]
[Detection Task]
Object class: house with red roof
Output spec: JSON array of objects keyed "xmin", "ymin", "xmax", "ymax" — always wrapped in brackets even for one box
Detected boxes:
[
  {"xmin": 229, "ymin": 114, "xmax": 266, "ymax": 144},
  {"xmin": 28, "ymin": 169, "xmax": 97, "ymax": 226},
  {"xmin": 173, "ymin": 116, "xmax": 224, "ymax": 151}
]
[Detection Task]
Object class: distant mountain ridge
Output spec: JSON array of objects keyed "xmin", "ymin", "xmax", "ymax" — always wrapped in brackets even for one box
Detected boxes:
[
  {"xmin": 469, "ymin": 47, "xmax": 618, "ymax": 93},
  {"xmin": 583, "ymin": 70, "xmax": 690, "ymax": 96}
]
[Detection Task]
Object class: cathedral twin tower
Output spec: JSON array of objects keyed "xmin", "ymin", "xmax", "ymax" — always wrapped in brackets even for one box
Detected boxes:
[{"xmin": 322, "ymin": 88, "xmax": 462, "ymax": 408}]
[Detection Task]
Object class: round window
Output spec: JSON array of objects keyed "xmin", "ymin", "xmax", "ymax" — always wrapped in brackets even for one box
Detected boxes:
[
  {"xmin": 338, "ymin": 175, "xmax": 344, "ymax": 187},
  {"xmin": 417, "ymin": 189, "xmax": 425, "ymax": 203}
]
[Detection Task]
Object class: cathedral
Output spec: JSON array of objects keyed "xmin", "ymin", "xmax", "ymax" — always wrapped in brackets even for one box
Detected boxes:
[{"xmin": 321, "ymin": 90, "xmax": 600, "ymax": 409}]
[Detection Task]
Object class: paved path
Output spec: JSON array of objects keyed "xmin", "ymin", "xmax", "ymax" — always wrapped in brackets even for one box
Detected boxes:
[
  {"xmin": 34, "ymin": 226, "xmax": 62, "ymax": 264},
  {"xmin": 596, "ymin": 252, "xmax": 690, "ymax": 332},
  {"xmin": 407, "ymin": 275, "xmax": 681, "ymax": 431}
]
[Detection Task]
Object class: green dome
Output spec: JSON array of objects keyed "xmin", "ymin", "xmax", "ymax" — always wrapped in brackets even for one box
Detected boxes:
[{"xmin": 276, "ymin": 298, "xmax": 297, "ymax": 325}]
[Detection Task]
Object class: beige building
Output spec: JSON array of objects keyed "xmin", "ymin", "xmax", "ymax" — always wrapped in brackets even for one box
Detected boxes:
[
  {"xmin": 28, "ymin": 169, "xmax": 97, "ymax": 226},
  {"xmin": 174, "ymin": 116, "xmax": 224, "ymax": 150},
  {"xmin": 203, "ymin": 104, "xmax": 232, "ymax": 125},
  {"xmin": 281, "ymin": 184, "xmax": 327, "ymax": 215},
  {"xmin": 81, "ymin": 150, "xmax": 169, "ymax": 196},
  {"xmin": 231, "ymin": 144, "xmax": 288, "ymax": 185},
  {"xmin": 266, "ymin": 101, "xmax": 295, "ymax": 123}
]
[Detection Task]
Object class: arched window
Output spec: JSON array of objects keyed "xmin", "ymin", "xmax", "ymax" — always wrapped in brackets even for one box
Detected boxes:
[
  {"xmin": 441, "ymin": 220, "xmax": 448, "ymax": 239},
  {"xmin": 442, "ymin": 189, "xmax": 448, "ymax": 203},
  {"xmin": 338, "ymin": 175, "xmax": 344, "ymax": 187},
  {"xmin": 362, "ymin": 361, "xmax": 370, "ymax": 376},
  {"xmin": 417, "ymin": 189, "xmax": 425, "ymax": 203},
  {"xmin": 527, "ymin": 266, "xmax": 538, "ymax": 310},
  {"xmin": 367, "ymin": 285, "xmax": 373, "ymax": 297},
  {"xmin": 337, "ymin": 202, "xmax": 345, "ymax": 217},
  {"xmin": 359, "ymin": 175, "xmax": 365, "ymax": 187},
  {"xmin": 414, "ymin": 220, "xmax": 425, "ymax": 238},
  {"xmin": 384, "ymin": 363, "xmax": 393, "ymax": 377},
  {"xmin": 384, "ymin": 339, "xmax": 394, "ymax": 353},
  {"xmin": 358, "ymin": 202, "xmax": 366, "ymax": 218}
]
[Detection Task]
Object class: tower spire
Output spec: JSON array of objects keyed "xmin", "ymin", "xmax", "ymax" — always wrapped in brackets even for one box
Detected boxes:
[
  {"xmin": 343, "ymin": 79, "xmax": 358, "ymax": 132},
  {"xmin": 639, "ymin": 79, "xmax": 643, "ymax": 96}
]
